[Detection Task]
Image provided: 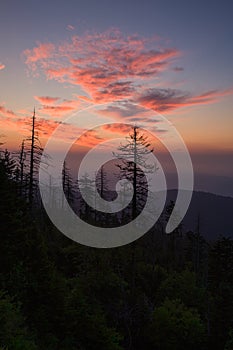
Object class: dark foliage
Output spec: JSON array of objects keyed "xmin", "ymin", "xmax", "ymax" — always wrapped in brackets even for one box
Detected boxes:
[{"xmin": 0, "ymin": 147, "xmax": 232, "ymax": 349}]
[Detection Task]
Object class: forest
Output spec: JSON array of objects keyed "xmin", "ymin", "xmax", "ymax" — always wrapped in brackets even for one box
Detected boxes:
[{"xmin": 0, "ymin": 115, "xmax": 233, "ymax": 350}]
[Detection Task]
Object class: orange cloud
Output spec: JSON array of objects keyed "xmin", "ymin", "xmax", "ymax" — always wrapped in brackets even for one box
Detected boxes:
[
  {"xmin": 34, "ymin": 96, "xmax": 83, "ymax": 118},
  {"xmin": 188, "ymin": 88, "xmax": 233, "ymax": 105},
  {"xmin": 0, "ymin": 63, "xmax": 5, "ymax": 71},
  {"xmin": 24, "ymin": 29, "xmax": 180, "ymax": 103},
  {"xmin": 137, "ymin": 88, "xmax": 233, "ymax": 112},
  {"xmin": 24, "ymin": 42, "xmax": 55, "ymax": 71},
  {"xmin": 96, "ymin": 102, "xmax": 150, "ymax": 122},
  {"xmin": 102, "ymin": 123, "xmax": 133, "ymax": 135},
  {"xmin": 0, "ymin": 103, "xmax": 105, "ymax": 149},
  {"xmin": 34, "ymin": 96, "xmax": 60, "ymax": 104},
  {"xmin": 23, "ymin": 29, "xmax": 233, "ymax": 117},
  {"xmin": 0, "ymin": 105, "xmax": 56, "ymax": 137},
  {"xmin": 39, "ymin": 104, "xmax": 75, "ymax": 117},
  {"xmin": 77, "ymin": 129, "xmax": 107, "ymax": 148},
  {"xmin": 0, "ymin": 105, "xmax": 18, "ymax": 118}
]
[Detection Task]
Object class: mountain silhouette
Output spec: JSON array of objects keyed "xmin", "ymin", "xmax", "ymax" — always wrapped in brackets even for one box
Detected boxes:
[{"xmin": 166, "ymin": 190, "xmax": 233, "ymax": 240}]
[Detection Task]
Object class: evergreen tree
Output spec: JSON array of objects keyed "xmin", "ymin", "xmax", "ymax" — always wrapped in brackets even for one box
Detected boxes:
[{"xmin": 113, "ymin": 125, "xmax": 155, "ymax": 219}]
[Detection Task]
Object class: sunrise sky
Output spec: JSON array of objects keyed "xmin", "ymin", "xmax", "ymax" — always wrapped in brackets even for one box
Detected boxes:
[{"xmin": 0, "ymin": 0, "xmax": 233, "ymax": 195}]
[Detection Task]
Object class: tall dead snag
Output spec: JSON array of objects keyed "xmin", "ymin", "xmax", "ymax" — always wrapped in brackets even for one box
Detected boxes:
[
  {"xmin": 15, "ymin": 140, "xmax": 27, "ymax": 197},
  {"xmin": 29, "ymin": 108, "xmax": 35, "ymax": 204},
  {"xmin": 113, "ymin": 126, "xmax": 156, "ymax": 297},
  {"xmin": 113, "ymin": 125, "xmax": 155, "ymax": 220},
  {"xmin": 19, "ymin": 140, "xmax": 26, "ymax": 195},
  {"xmin": 77, "ymin": 173, "xmax": 95, "ymax": 221},
  {"xmin": 62, "ymin": 161, "xmax": 74, "ymax": 209},
  {"xmin": 95, "ymin": 164, "xmax": 110, "ymax": 224},
  {"xmin": 25, "ymin": 108, "xmax": 45, "ymax": 206}
]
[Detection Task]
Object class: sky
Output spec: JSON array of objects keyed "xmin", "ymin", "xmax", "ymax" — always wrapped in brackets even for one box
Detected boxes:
[{"xmin": 0, "ymin": 0, "xmax": 233, "ymax": 196}]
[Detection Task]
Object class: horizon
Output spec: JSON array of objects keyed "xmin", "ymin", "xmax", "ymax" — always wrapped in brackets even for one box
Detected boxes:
[{"xmin": 0, "ymin": 0, "xmax": 233, "ymax": 198}]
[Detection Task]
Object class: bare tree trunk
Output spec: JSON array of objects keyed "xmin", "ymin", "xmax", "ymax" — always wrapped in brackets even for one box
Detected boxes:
[
  {"xmin": 133, "ymin": 126, "xmax": 137, "ymax": 219},
  {"xmin": 19, "ymin": 140, "xmax": 26, "ymax": 197},
  {"xmin": 29, "ymin": 108, "xmax": 35, "ymax": 205}
]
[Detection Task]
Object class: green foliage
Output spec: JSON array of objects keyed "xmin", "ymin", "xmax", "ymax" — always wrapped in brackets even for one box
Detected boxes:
[
  {"xmin": 157, "ymin": 268, "xmax": 206, "ymax": 312},
  {"xmin": 0, "ymin": 292, "xmax": 37, "ymax": 350},
  {"xmin": 208, "ymin": 237, "xmax": 233, "ymax": 349},
  {"xmin": 225, "ymin": 328, "xmax": 233, "ymax": 350},
  {"xmin": 146, "ymin": 298, "xmax": 205, "ymax": 350},
  {"xmin": 0, "ymin": 153, "xmax": 233, "ymax": 350}
]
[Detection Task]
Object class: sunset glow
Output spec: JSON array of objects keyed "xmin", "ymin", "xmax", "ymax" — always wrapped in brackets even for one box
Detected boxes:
[{"xmin": 0, "ymin": 1, "xmax": 233, "ymax": 195}]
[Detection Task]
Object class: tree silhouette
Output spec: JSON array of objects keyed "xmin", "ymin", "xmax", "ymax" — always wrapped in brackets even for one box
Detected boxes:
[
  {"xmin": 1, "ymin": 124, "xmax": 233, "ymax": 350},
  {"xmin": 97, "ymin": 164, "xmax": 108, "ymax": 199},
  {"xmin": 14, "ymin": 140, "xmax": 27, "ymax": 197},
  {"xmin": 62, "ymin": 160, "xmax": 74, "ymax": 208},
  {"xmin": 25, "ymin": 108, "xmax": 49, "ymax": 206},
  {"xmin": 77, "ymin": 172, "xmax": 95, "ymax": 221},
  {"xmin": 113, "ymin": 125, "xmax": 155, "ymax": 220},
  {"xmin": 28, "ymin": 108, "xmax": 36, "ymax": 204},
  {"xmin": 0, "ymin": 149, "xmax": 16, "ymax": 180}
]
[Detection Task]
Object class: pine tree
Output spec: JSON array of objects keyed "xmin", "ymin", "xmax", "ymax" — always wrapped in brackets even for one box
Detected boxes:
[
  {"xmin": 25, "ymin": 108, "xmax": 47, "ymax": 206},
  {"xmin": 113, "ymin": 126, "xmax": 155, "ymax": 220},
  {"xmin": 77, "ymin": 173, "xmax": 95, "ymax": 221},
  {"xmin": 62, "ymin": 161, "xmax": 74, "ymax": 208},
  {"xmin": 0, "ymin": 149, "xmax": 16, "ymax": 180},
  {"xmin": 14, "ymin": 140, "xmax": 27, "ymax": 197},
  {"xmin": 113, "ymin": 126, "xmax": 156, "ymax": 300}
]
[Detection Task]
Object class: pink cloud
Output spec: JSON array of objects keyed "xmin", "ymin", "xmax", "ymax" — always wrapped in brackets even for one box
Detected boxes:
[
  {"xmin": 23, "ymin": 29, "xmax": 233, "ymax": 115},
  {"xmin": 0, "ymin": 103, "xmax": 105, "ymax": 148},
  {"xmin": 24, "ymin": 42, "xmax": 55, "ymax": 71},
  {"xmin": 34, "ymin": 96, "xmax": 60, "ymax": 104},
  {"xmin": 97, "ymin": 102, "xmax": 148, "ymax": 121},
  {"xmin": 39, "ymin": 104, "xmax": 75, "ymax": 117},
  {"xmin": 0, "ymin": 63, "xmax": 5, "ymax": 71},
  {"xmin": 77, "ymin": 129, "xmax": 107, "ymax": 148},
  {"xmin": 0, "ymin": 105, "xmax": 18, "ymax": 118},
  {"xmin": 137, "ymin": 88, "xmax": 233, "ymax": 112},
  {"xmin": 24, "ymin": 29, "xmax": 180, "ymax": 102},
  {"xmin": 33, "ymin": 95, "xmax": 84, "ymax": 118},
  {"xmin": 0, "ymin": 104, "xmax": 73, "ymax": 141},
  {"xmin": 102, "ymin": 123, "xmax": 133, "ymax": 135},
  {"xmin": 188, "ymin": 88, "xmax": 233, "ymax": 105}
]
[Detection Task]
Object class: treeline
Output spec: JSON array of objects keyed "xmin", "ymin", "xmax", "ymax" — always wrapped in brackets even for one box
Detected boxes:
[{"xmin": 0, "ymin": 121, "xmax": 233, "ymax": 349}]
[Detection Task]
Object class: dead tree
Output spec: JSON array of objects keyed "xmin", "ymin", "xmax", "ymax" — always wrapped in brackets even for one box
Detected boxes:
[{"xmin": 113, "ymin": 125, "xmax": 155, "ymax": 219}]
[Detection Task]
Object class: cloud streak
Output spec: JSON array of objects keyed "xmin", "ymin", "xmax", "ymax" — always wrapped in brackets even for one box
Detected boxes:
[
  {"xmin": 24, "ymin": 29, "xmax": 180, "ymax": 103},
  {"xmin": 34, "ymin": 95, "xmax": 83, "ymax": 118},
  {"xmin": 23, "ymin": 29, "xmax": 233, "ymax": 120},
  {"xmin": 0, "ymin": 105, "xmax": 18, "ymax": 118},
  {"xmin": 0, "ymin": 103, "xmax": 104, "ymax": 148},
  {"xmin": 0, "ymin": 104, "xmax": 58, "ymax": 136},
  {"xmin": 138, "ymin": 88, "xmax": 233, "ymax": 112},
  {"xmin": 34, "ymin": 96, "xmax": 60, "ymax": 104}
]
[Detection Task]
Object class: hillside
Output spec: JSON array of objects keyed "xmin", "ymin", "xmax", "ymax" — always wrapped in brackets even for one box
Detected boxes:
[{"xmin": 167, "ymin": 190, "xmax": 233, "ymax": 240}]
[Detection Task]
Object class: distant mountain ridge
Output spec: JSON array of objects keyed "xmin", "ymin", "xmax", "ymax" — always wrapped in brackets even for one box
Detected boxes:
[
  {"xmin": 91, "ymin": 188, "xmax": 233, "ymax": 240},
  {"xmin": 166, "ymin": 189, "xmax": 233, "ymax": 240},
  {"xmin": 97, "ymin": 189, "xmax": 233, "ymax": 240}
]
